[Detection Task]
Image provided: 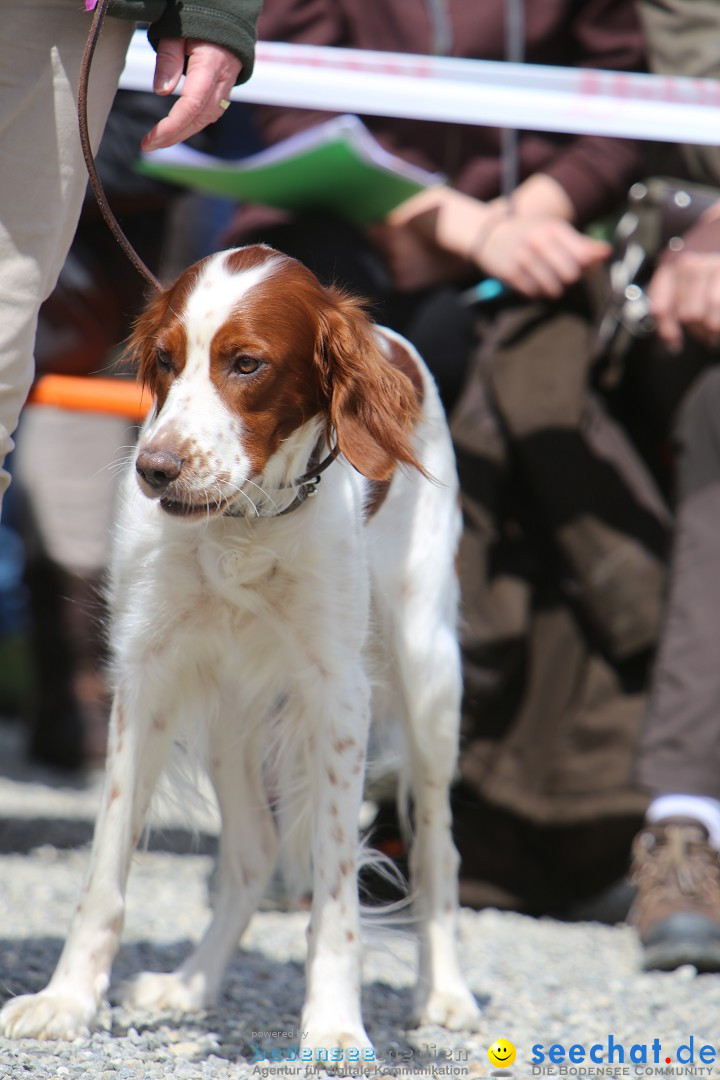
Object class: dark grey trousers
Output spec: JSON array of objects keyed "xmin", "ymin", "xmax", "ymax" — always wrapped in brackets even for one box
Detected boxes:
[{"xmin": 636, "ymin": 366, "xmax": 720, "ymax": 799}]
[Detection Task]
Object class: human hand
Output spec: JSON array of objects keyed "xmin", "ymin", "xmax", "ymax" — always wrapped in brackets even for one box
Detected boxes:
[
  {"xmin": 648, "ymin": 212, "xmax": 720, "ymax": 350},
  {"xmin": 368, "ymin": 222, "xmax": 472, "ymax": 292},
  {"xmin": 473, "ymin": 216, "xmax": 611, "ymax": 299},
  {"xmin": 386, "ymin": 184, "xmax": 610, "ymax": 298},
  {"xmin": 141, "ymin": 39, "xmax": 242, "ymax": 151}
]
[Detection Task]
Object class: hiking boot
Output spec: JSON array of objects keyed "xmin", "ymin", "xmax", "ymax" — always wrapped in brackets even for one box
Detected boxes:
[{"xmin": 629, "ymin": 819, "xmax": 720, "ymax": 971}]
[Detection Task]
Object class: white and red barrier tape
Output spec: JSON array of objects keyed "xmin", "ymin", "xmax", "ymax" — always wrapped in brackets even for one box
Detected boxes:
[{"xmin": 120, "ymin": 31, "xmax": 720, "ymax": 145}]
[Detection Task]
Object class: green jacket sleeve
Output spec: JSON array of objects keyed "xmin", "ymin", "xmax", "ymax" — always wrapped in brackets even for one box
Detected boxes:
[{"xmin": 108, "ymin": 0, "xmax": 261, "ymax": 83}]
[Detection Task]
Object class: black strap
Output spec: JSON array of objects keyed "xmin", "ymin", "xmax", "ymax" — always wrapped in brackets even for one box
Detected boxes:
[
  {"xmin": 276, "ymin": 446, "xmax": 337, "ymax": 515},
  {"xmin": 223, "ymin": 443, "xmax": 338, "ymax": 519}
]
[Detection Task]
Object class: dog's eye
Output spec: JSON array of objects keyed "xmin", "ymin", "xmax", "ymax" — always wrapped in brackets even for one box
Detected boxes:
[
  {"xmin": 156, "ymin": 349, "xmax": 173, "ymax": 373},
  {"xmin": 232, "ymin": 355, "xmax": 261, "ymax": 376}
]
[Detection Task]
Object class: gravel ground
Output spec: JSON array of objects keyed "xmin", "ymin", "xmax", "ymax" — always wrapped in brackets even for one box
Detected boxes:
[{"xmin": 0, "ymin": 719, "xmax": 719, "ymax": 1080}]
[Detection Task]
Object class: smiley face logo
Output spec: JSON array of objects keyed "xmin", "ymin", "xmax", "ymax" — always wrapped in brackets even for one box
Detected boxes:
[{"xmin": 488, "ymin": 1039, "xmax": 516, "ymax": 1069}]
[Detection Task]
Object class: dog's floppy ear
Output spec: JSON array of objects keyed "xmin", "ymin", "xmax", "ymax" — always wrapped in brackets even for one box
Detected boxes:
[
  {"xmin": 126, "ymin": 286, "xmax": 174, "ymax": 397},
  {"xmin": 126, "ymin": 261, "xmax": 205, "ymax": 392},
  {"xmin": 315, "ymin": 288, "xmax": 425, "ymax": 482}
]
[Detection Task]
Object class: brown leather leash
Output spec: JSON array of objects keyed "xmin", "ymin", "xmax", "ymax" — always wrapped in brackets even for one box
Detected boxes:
[{"xmin": 78, "ymin": 0, "xmax": 162, "ymax": 292}]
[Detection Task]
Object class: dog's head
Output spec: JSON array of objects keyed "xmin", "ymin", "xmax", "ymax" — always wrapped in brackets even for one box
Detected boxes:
[{"xmin": 128, "ymin": 245, "xmax": 422, "ymax": 520}]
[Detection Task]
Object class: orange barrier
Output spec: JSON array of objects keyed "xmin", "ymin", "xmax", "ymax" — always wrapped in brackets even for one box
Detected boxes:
[{"xmin": 27, "ymin": 375, "xmax": 153, "ymax": 421}]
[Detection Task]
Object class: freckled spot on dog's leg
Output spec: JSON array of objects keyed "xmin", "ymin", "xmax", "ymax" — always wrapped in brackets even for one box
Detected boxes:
[
  {"xmin": 307, "ymin": 654, "xmax": 330, "ymax": 681},
  {"xmin": 108, "ymin": 783, "xmax": 122, "ymax": 804},
  {"xmin": 153, "ymin": 715, "xmax": 168, "ymax": 732},
  {"xmin": 346, "ymin": 930, "xmax": 355, "ymax": 942},
  {"xmin": 331, "ymin": 823, "xmax": 344, "ymax": 845},
  {"xmin": 327, "ymin": 765, "xmax": 338, "ymax": 786},
  {"xmin": 401, "ymin": 578, "xmax": 416, "ymax": 601},
  {"xmin": 339, "ymin": 860, "xmax": 350, "ymax": 877},
  {"xmin": 352, "ymin": 746, "xmax": 365, "ymax": 774},
  {"xmin": 111, "ymin": 705, "xmax": 126, "ymax": 754},
  {"xmin": 330, "ymin": 802, "xmax": 339, "ymax": 818}
]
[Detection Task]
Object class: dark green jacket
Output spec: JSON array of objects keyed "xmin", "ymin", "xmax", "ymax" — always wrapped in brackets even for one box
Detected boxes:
[{"xmin": 108, "ymin": 0, "xmax": 261, "ymax": 82}]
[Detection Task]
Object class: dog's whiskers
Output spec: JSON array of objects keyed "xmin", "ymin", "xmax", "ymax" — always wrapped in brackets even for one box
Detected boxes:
[
  {"xmin": 216, "ymin": 476, "xmax": 264, "ymax": 516},
  {"xmin": 98, "ymin": 445, "xmax": 138, "ymax": 480},
  {"xmin": 235, "ymin": 475, "xmax": 281, "ymax": 515}
]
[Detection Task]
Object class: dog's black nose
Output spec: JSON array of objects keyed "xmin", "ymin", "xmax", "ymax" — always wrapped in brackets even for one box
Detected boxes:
[{"xmin": 136, "ymin": 448, "xmax": 183, "ymax": 490}]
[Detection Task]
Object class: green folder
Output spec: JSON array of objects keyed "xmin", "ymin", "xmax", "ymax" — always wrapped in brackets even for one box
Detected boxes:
[{"xmin": 138, "ymin": 114, "xmax": 445, "ymax": 226}]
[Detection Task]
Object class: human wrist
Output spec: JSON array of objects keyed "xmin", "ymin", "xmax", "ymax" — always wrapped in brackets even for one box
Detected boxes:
[
  {"xmin": 468, "ymin": 201, "xmax": 513, "ymax": 265},
  {"xmin": 511, "ymin": 173, "xmax": 575, "ymax": 220}
]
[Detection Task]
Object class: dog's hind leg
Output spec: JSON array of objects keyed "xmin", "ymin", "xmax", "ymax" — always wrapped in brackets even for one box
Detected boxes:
[
  {"xmin": 398, "ymin": 616, "xmax": 482, "ymax": 1030},
  {"xmin": 372, "ymin": 524, "xmax": 482, "ymax": 1032},
  {"xmin": 0, "ymin": 687, "xmax": 176, "ymax": 1040},
  {"xmin": 124, "ymin": 723, "xmax": 278, "ymax": 1013}
]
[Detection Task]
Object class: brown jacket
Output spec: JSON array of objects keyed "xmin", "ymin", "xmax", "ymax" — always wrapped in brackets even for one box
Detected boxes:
[{"xmin": 250, "ymin": 0, "xmax": 648, "ymax": 224}]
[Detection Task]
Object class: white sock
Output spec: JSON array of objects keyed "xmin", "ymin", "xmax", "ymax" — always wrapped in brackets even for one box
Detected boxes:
[{"xmin": 646, "ymin": 794, "xmax": 720, "ymax": 851}]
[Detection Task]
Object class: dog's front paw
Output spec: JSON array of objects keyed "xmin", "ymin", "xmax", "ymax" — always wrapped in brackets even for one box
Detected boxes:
[
  {"xmin": 301, "ymin": 1024, "xmax": 374, "ymax": 1069},
  {"xmin": 122, "ymin": 971, "xmax": 210, "ymax": 1014},
  {"xmin": 414, "ymin": 986, "xmax": 482, "ymax": 1031},
  {"xmin": 0, "ymin": 989, "xmax": 98, "ymax": 1041}
]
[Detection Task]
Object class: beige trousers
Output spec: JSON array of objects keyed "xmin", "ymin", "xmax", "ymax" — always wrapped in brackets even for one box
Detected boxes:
[{"xmin": 0, "ymin": 1, "xmax": 134, "ymax": 508}]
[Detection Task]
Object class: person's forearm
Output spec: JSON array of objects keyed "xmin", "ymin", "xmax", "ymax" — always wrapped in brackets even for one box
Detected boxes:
[
  {"xmin": 386, "ymin": 187, "xmax": 502, "ymax": 261},
  {"xmin": 510, "ymin": 173, "xmax": 576, "ymax": 221}
]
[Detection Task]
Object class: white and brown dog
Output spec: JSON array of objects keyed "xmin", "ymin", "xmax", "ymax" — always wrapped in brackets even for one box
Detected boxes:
[{"xmin": 0, "ymin": 246, "xmax": 480, "ymax": 1054}]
